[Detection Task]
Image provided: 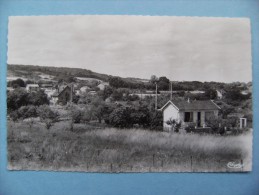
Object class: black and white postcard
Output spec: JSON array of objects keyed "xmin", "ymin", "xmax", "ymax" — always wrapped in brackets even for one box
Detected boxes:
[{"xmin": 7, "ymin": 15, "xmax": 253, "ymax": 172}]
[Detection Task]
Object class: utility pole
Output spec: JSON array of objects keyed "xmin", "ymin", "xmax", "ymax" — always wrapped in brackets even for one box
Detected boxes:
[
  {"xmin": 170, "ymin": 81, "xmax": 172, "ymax": 100},
  {"xmin": 155, "ymin": 82, "xmax": 158, "ymax": 110}
]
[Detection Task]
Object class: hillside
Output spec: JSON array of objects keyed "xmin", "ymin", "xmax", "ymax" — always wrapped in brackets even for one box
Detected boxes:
[
  {"xmin": 8, "ymin": 64, "xmax": 111, "ymax": 82},
  {"xmin": 7, "ymin": 64, "xmax": 252, "ymax": 92}
]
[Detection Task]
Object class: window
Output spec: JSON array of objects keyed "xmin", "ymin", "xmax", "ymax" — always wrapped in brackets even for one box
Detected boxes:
[{"xmin": 184, "ymin": 112, "xmax": 193, "ymax": 122}]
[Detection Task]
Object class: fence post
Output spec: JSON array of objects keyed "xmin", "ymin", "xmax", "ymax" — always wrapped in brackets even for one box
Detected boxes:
[
  {"xmin": 190, "ymin": 156, "xmax": 193, "ymax": 171},
  {"xmin": 161, "ymin": 159, "xmax": 164, "ymax": 168}
]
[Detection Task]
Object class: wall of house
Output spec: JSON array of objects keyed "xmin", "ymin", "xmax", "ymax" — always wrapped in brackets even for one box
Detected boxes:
[
  {"xmin": 163, "ymin": 104, "xmax": 179, "ymax": 131},
  {"xmin": 58, "ymin": 87, "xmax": 72, "ymax": 105}
]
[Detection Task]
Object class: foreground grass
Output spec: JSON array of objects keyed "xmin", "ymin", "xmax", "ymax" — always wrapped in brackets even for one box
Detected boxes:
[{"xmin": 7, "ymin": 120, "xmax": 252, "ymax": 172}]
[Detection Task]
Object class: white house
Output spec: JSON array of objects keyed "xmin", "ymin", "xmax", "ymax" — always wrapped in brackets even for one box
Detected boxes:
[
  {"xmin": 79, "ymin": 86, "xmax": 90, "ymax": 93},
  {"xmin": 216, "ymin": 89, "xmax": 226, "ymax": 100},
  {"xmin": 159, "ymin": 99, "xmax": 220, "ymax": 131},
  {"xmin": 97, "ymin": 82, "xmax": 109, "ymax": 90},
  {"xmin": 26, "ymin": 84, "xmax": 40, "ymax": 92}
]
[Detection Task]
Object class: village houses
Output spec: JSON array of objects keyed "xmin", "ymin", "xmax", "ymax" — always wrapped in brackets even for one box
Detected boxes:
[{"xmin": 160, "ymin": 99, "xmax": 221, "ymax": 131}]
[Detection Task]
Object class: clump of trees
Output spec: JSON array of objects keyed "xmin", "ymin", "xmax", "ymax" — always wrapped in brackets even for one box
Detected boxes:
[
  {"xmin": 108, "ymin": 104, "xmax": 162, "ymax": 130},
  {"xmin": 7, "ymin": 88, "xmax": 49, "ymax": 111},
  {"xmin": 7, "ymin": 78, "xmax": 26, "ymax": 88},
  {"xmin": 37, "ymin": 105, "xmax": 59, "ymax": 130}
]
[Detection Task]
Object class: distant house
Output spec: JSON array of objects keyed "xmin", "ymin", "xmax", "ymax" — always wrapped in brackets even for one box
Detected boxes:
[
  {"xmin": 129, "ymin": 93, "xmax": 161, "ymax": 99},
  {"xmin": 159, "ymin": 99, "xmax": 220, "ymax": 131},
  {"xmin": 189, "ymin": 90, "xmax": 205, "ymax": 94},
  {"xmin": 40, "ymin": 83, "xmax": 53, "ymax": 89},
  {"xmin": 26, "ymin": 84, "xmax": 40, "ymax": 92},
  {"xmin": 52, "ymin": 85, "xmax": 73, "ymax": 105},
  {"xmin": 79, "ymin": 86, "xmax": 90, "ymax": 93},
  {"xmin": 216, "ymin": 89, "xmax": 226, "ymax": 99},
  {"xmin": 97, "ymin": 82, "xmax": 109, "ymax": 90},
  {"xmin": 88, "ymin": 90, "xmax": 97, "ymax": 95}
]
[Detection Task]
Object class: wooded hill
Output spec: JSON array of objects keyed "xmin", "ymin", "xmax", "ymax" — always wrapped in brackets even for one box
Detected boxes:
[{"xmin": 7, "ymin": 64, "xmax": 252, "ymax": 92}]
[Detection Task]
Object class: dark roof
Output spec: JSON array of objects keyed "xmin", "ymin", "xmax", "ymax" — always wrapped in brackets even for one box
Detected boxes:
[
  {"xmin": 160, "ymin": 100, "xmax": 220, "ymax": 111},
  {"xmin": 52, "ymin": 85, "xmax": 70, "ymax": 97}
]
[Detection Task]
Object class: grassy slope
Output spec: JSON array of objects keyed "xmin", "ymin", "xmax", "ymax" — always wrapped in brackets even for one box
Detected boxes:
[{"xmin": 7, "ymin": 120, "xmax": 252, "ymax": 172}]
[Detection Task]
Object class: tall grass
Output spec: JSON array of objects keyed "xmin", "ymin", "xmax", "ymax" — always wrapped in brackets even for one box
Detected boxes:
[{"xmin": 7, "ymin": 120, "xmax": 252, "ymax": 172}]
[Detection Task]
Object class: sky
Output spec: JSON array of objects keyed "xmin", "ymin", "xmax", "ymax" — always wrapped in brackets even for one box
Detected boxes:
[{"xmin": 7, "ymin": 15, "xmax": 252, "ymax": 82}]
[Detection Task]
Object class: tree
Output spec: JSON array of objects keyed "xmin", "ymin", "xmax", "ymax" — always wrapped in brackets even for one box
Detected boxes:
[
  {"xmin": 149, "ymin": 110, "xmax": 163, "ymax": 131},
  {"xmin": 150, "ymin": 75, "xmax": 158, "ymax": 84},
  {"xmin": 109, "ymin": 106, "xmax": 131, "ymax": 128},
  {"xmin": 225, "ymin": 89, "xmax": 251, "ymax": 102},
  {"xmin": 204, "ymin": 88, "xmax": 217, "ymax": 99},
  {"xmin": 111, "ymin": 89, "xmax": 123, "ymax": 101},
  {"xmin": 17, "ymin": 105, "xmax": 38, "ymax": 119},
  {"xmin": 100, "ymin": 85, "xmax": 114, "ymax": 100},
  {"xmin": 90, "ymin": 98, "xmax": 106, "ymax": 123},
  {"xmin": 37, "ymin": 105, "xmax": 59, "ymax": 130},
  {"xmin": 11, "ymin": 78, "xmax": 26, "ymax": 88},
  {"xmin": 130, "ymin": 105, "xmax": 150, "ymax": 127},
  {"xmin": 7, "ymin": 88, "xmax": 28, "ymax": 111},
  {"xmin": 108, "ymin": 77, "xmax": 125, "ymax": 88},
  {"xmin": 158, "ymin": 76, "xmax": 170, "ymax": 90},
  {"xmin": 27, "ymin": 90, "xmax": 49, "ymax": 106}
]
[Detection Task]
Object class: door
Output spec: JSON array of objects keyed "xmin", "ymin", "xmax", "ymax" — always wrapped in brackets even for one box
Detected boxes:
[{"xmin": 197, "ymin": 112, "xmax": 201, "ymax": 127}]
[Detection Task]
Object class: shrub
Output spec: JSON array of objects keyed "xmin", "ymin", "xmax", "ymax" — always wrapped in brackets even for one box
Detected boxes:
[
  {"xmin": 149, "ymin": 110, "xmax": 163, "ymax": 131},
  {"xmin": 166, "ymin": 119, "xmax": 181, "ymax": 132},
  {"xmin": 205, "ymin": 116, "xmax": 223, "ymax": 133},
  {"xmin": 9, "ymin": 110, "xmax": 20, "ymax": 122},
  {"xmin": 71, "ymin": 108, "xmax": 82, "ymax": 123},
  {"xmin": 17, "ymin": 105, "xmax": 38, "ymax": 119},
  {"xmin": 7, "ymin": 88, "xmax": 28, "ymax": 111},
  {"xmin": 37, "ymin": 105, "xmax": 59, "ymax": 130},
  {"xmin": 27, "ymin": 90, "xmax": 49, "ymax": 106},
  {"xmin": 109, "ymin": 106, "xmax": 131, "ymax": 128},
  {"xmin": 185, "ymin": 122, "xmax": 196, "ymax": 133}
]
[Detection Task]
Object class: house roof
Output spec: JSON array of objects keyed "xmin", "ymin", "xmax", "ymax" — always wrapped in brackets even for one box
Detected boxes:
[
  {"xmin": 98, "ymin": 82, "xmax": 109, "ymax": 87},
  {"xmin": 160, "ymin": 100, "xmax": 220, "ymax": 111},
  {"xmin": 52, "ymin": 85, "xmax": 70, "ymax": 97},
  {"xmin": 26, "ymin": 84, "xmax": 39, "ymax": 87}
]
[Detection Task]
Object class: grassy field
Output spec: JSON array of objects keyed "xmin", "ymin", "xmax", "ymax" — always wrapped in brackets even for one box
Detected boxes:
[{"xmin": 7, "ymin": 120, "xmax": 252, "ymax": 172}]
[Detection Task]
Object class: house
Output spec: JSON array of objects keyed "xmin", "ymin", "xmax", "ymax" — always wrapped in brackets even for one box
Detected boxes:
[
  {"xmin": 40, "ymin": 83, "xmax": 53, "ymax": 89},
  {"xmin": 216, "ymin": 89, "xmax": 226, "ymax": 99},
  {"xmin": 159, "ymin": 99, "xmax": 220, "ymax": 131},
  {"xmin": 26, "ymin": 84, "xmax": 40, "ymax": 92},
  {"xmin": 52, "ymin": 85, "xmax": 73, "ymax": 105},
  {"xmin": 97, "ymin": 82, "xmax": 109, "ymax": 90},
  {"xmin": 79, "ymin": 86, "xmax": 90, "ymax": 93},
  {"xmin": 88, "ymin": 90, "xmax": 97, "ymax": 95}
]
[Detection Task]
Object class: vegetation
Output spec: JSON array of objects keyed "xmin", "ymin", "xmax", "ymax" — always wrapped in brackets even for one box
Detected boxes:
[
  {"xmin": 7, "ymin": 120, "xmax": 252, "ymax": 172},
  {"xmin": 7, "ymin": 88, "xmax": 49, "ymax": 112},
  {"xmin": 6, "ymin": 64, "xmax": 253, "ymax": 172},
  {"xmin": 37, "ymin": 105, "xmax": 59, "ymax": 129}
]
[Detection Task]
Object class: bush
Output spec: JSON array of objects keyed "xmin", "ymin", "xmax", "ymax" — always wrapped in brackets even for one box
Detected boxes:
[
  {"xmin": 71, "ymin": 108, "xmax": 82, "ymax": 123},
  {"xmin": 7, "ymin": 88, "xmax": 28, "ymax": 111},
  {"xmin": 109, "ymin": 106, "xmax": 131, "ymax": 128},
  {"xmin": 9, "ymin": 110, "xmax": 20, "ymax": 122},
  {"xmin": 17, "ymin": 105, "xmax": 38, "ymax": 119},
  {"xmin": 185, "ymin": 122, "xmax": 196, "ymax": 133},
  {"xmin": 37, "ymin": 105, "xmax": 59, "ymax": 129},
  {"xmin": 27, "ymin": 90, "xmax": 49, "ymax": 106},
  {"xmin": 166, "ymin": 119, "xmax": 182, "ymax": 132},
  {"xmin": 149, "ymin": 110, "xmax": 163, "ymax": 131}
]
